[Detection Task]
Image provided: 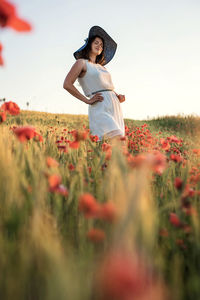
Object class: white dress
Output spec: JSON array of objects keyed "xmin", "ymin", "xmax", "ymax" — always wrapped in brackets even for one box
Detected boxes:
[{"xmin": 78, "ymin": 59, "xmax": 125, "ymax": 141}]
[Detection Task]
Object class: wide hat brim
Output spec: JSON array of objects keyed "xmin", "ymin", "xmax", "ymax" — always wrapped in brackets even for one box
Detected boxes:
[{"xmin": 73, "ymin": 25, "xmax": 117, "ymax": 66}]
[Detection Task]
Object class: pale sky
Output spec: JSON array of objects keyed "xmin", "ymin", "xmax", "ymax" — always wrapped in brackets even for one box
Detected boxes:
[{"xmin": 1, "ymin": 0, "xmax": 200, "ymax": 120}]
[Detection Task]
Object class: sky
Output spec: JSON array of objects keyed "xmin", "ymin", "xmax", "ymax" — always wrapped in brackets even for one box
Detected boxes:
[{"xmin": 1, "ymin": 0, "xmax": 200, "ymax": 120}]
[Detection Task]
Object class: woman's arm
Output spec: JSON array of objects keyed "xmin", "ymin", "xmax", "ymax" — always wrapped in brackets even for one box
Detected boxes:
[{"xmin": 63, "ymin": 59, "xmax": 89, "ymax": 104}]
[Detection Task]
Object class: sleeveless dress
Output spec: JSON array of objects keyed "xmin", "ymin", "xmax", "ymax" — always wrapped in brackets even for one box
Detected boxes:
[{"xmin": 78, "ymin": 59, "xmax": 125, "ymax": 141}]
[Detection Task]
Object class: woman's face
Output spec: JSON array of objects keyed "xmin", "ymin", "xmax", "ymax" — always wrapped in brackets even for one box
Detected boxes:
[{"xmin": 90, "ymin": 37, "xmax": 103, "ymax": 56}]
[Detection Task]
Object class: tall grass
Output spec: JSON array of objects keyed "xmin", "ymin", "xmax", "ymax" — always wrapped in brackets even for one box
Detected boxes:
[{"xmin": 0, "ymin": 111, "xmax": 200, "ymax": 299}]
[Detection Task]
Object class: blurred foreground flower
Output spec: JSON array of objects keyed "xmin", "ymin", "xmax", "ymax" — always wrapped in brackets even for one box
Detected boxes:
[
  {"xmin": 0, "ymin": 111, "xmax": 6, "ymax": 123},
  {"xmin": 12, "ymin": 126, "xmax": 43, "ymax": 143},
  {"xmin": 169, "ymin": 213, "xmax": 182, "ymax": 228},
  {"xmin": 87, "ymin": 228, "xmax": 105, "ymax": 243},
  {"xmin": 0, "ymin": 0, "xmax": 32, "ymax": 31},
  {"xmin": 94, "ymin": 248, "xmax": 168, "ymax": 300},
  {"xmin": 48, "ymin": 174, "xmax": 68, "ymax": 196},
  {"xmin": 79, "ymin": 193, "xmax": 100, "ymax": 218},
  {"xmin": 98, "ymin": 202, "xmax": 117, "ymax": 223},
  {"xmin": 0, "ymin": 42, "xmax": 3, "ymax": 65},
  {"xmin": 127, "ymin": 150, "xmax": 167, "ymax": 175},
  {"xmin": 0, "ymin": 0, "xmax": 32, "ymax": 66},
  {"xmin": 46, "ymin": 156, "xmax": 59, "ymax": 168},
  {"xmin": 0, "ymin": 100, "xmax": 20, "ymax": 115}
]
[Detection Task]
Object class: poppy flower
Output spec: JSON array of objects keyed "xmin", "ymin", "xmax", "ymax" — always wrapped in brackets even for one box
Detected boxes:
[
  {"xmin": 192, "ymin": 149, "xmax": 200, "ymax": 155},
  {"xmin": 47, "ymin": 174, "xmax": 68, "ymax": 196},
  {"xmin": 176, "ymin": 239, "xmax": 187, "ymax": 249},
  {"xmin": 160, "ymin": 138, "xmax": 170, "ymax": 151},
  {"xmin": 46, "ymin": 156, "xmax": 59, "ymax": 168},
  {"xmin": 95, "ymin": 249, "xmax": 167, "ymax": 300},
  {"xmin": 105, "ymin": 149, "xmax": 112, "ymax": 160},
  {"xmin": 12, "ymin": 126, "xmax": 36, "ymax": 142},
  {"xmin": 169, "ymin": 213, "xmax": 182, "ymax": 227},
  {"xmin": 87, "ymin": 228, "xmax": 105, "ymax": 243},
  {"xmin": 90, "ymin": 134, "xmax": 100, "ymax": 142},
  {"xmin": 68, "ymin": 163, "xmax": 75, "ymax": 171},
  {"xmin": 102, "ymin": 142, "xmax": 111, "ymax": 152},
  {"xmin": 50, "ymin": 184, "xmax": 69, "ymax": 197},
  {"xmin": 169, "ymin": 135, "xmax": 180, "ymax": 143},
  {"xmin": 174, "ymin": 177, "xmax": 183, "ymax": 190},
  {"xmin": 0, "ymin": 101, "xmax": 20, "ymax": 115},
  {"xmin": 0, "ymin": 42, "xmax": 3, "ymax": 65},
  {"xmin": 12, "ymin": 126, "xmax": 43, "ymax": 143},
  {"xmin": 71, "ymin": 129, "xmax": 88, "ymax": 141},
  {"xmin": 0, "ymin": 0, "xmax": 32, "ymax": 32},
  {"xmin": 0, "ymin": 111, "xmax": 6, "ymax": 123},
  {"xmin": 170, "ymin": 154, "xmax": 183, "ymax": 163},
  {"xmin": 78, "ymin": 193, "xmax": 100, "ymax": 218},
  {"xmin": 48, "ymin": 174, "xmax": 62, "ymax": 189},
  {"xmin": 57, "ymin": 145, "xmax": 68, "ymax": 152},
  {"xmin": 69, "ymin": 140, "xmax": 80, "ymax": 149},
  {"xmin": 98, "ymin": 202, "xmax": 117, "ymax": 222},
  {"xmin": 146, "ymin": 151, "xmax": 167, "ymax": 175}
]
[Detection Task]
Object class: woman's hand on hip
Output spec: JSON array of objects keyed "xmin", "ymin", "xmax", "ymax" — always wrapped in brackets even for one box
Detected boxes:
[{"xmin": 87, "ymin": 93, "xmax": 104, "ymax": 105}]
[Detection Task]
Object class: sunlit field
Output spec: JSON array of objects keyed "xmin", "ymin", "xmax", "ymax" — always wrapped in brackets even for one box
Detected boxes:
[{"xmin": 0, "ymin": 107, "xmax": 200, "ymax": 300}]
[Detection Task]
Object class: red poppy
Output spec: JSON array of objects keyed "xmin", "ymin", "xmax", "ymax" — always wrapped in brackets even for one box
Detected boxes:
[
  {"xmin": 98, "ymin": 202, "xmax": 117, "ymax": 222},
  {"xmin": 192, "ymin": 149, "xmax": 200, "ymax": 155},
  {"xmin": 68, "ymin": 163, "xmax": 75, "ymax": 171},
  {"xmin": 90, "ymin": 134, "xmax": 100, "ymax": 142},
  {"xmin": 69, "ymin": 140, "xmax": 80, "ymax": 149},
  {"xmin": 48, "ymin": 174, "xmax": 62, "ymax": 189},
  {"xmin": 0, "ymin": 111, "xmax": 6, "ymax": 123},
  {"xmin": 87, "ymin": 228, "xmax": 105, "ymax": 243},
  {"xmin": 176, "ymin": 239, "xmax": 187, "ymax": 249},
  {"xmin": 170, "ymin": 154, "xmax": 183, "ymax": 163},
  {"xmin": 12, "ymin": 126, "xmax": 43, "ymax": 143},
  {"xmin": 102, "ymin": 142, "xmax": 111, "ymax": 152},
  {"xmin": 78, "ymin": 193, "xmax": 100, "ymax": 218},
  {"xmin": 0, "ymin": 101, "xmax": 20, "ymax": 115},
  {"xmin": 12, "ymin": 126, "xmax": 35, "ymax": 142},
  {"xmin": 146, "ymin": 151, "xmax": 167, "ymax": 175},
  {"xmin": 46, "ymin": 156, "xmax": 59, "ymax": 168},
  {"xmin": 57, "ymin": 145, "xmax": 68, "ymax": 152},
  {"xmin": 169, "ymin": 213, "xmax": 182, "ymax": 227},
  {"xmin": 0, "ymin": 42, "xmax": 3, "ymax": 65},
  {"xmin": 95, "ymin": 249, "xmax": 167, "ymax": 300},
  {"xmin": 174, "ymin": 177, "xmax": 183, "ymax": 190},
  {"xmin": 160, "ymin": 138, "xmax": 170, "ymax": 151},
  {"xmin": 0, "ymin": 0, "xmax": 32, "ymax": 32},
  {"xmin": 50, "ymin": 184, "xmax": 69, "ymax": 197},
  {"xmin": 71, "ymin": 129, "xmax": 88, "ymax": 141}
]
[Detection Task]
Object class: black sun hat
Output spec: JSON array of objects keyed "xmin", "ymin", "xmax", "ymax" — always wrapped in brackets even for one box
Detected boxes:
[{"xmin": 73, "ymin": 25, "xmax": 117, "ymax": 66}]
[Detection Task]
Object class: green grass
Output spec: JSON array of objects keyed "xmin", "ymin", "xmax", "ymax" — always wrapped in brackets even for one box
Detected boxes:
[{"xmin": 0, "ymin": 111, "xmax": 200, "ymax": 300}]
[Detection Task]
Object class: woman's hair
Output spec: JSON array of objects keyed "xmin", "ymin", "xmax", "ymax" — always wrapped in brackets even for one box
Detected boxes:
[{"xmin": 76, "ymin": 35, "xmax": 106, "ymax": 65}]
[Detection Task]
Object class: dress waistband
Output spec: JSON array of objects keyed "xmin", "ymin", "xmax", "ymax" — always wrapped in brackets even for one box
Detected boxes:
[{"xmin": 86, "ymin": 89, "xmax": 114, "ymax": 97}]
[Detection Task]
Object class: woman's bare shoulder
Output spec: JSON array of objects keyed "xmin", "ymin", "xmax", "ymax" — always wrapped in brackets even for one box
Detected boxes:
[
  {"xmin": 73, "ymin": 58, "xmax": 86, "ymax": 66},
  {"xmin": 101, "ymin": 64, "xmax": 107, "ymax": 70},
  {"xmin": 71, "ymin": 59, "xmax": 87, "ymax": 73}
]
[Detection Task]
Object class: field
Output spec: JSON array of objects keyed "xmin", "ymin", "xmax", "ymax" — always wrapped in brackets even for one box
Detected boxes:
[{"xmin": 0, "ymin": 109, "xmax": 200, "ymax": 300}]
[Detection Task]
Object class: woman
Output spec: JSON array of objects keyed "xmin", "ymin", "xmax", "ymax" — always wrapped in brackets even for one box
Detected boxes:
[{"xmin": 63, "ymin": 25, "xmax": 126, "ymax": 144}]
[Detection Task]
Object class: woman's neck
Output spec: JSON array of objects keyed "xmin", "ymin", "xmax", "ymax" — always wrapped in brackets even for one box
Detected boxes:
[{"xmin": 88, "ymin": 54, "xmax": 96, "ymax": 64}]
